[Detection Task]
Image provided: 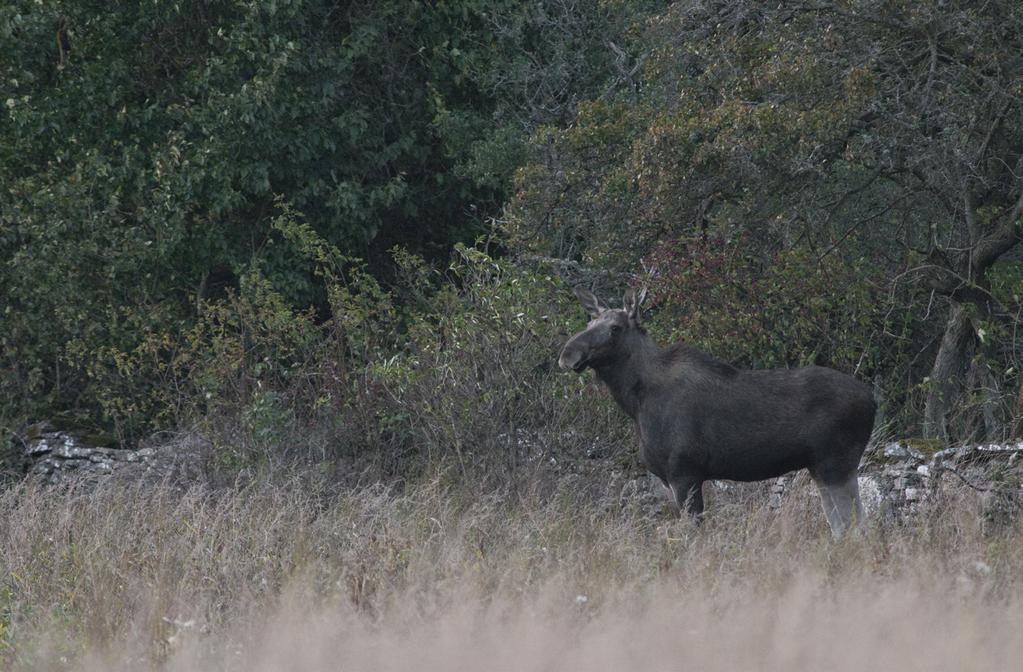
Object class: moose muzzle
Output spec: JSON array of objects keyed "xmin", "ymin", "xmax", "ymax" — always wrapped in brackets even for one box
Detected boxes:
[{"xmin": 558, "ymin": 341, "xmax": 587, "ymax": 372}]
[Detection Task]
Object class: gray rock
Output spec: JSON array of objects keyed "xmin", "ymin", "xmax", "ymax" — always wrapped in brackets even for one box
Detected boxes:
[
  {"xmin": 883, "ymin": 442, "xmax": 909, "ymax": 459},
  {"xmin": 768, "ymin": 477, "xmax": 788, "ymax": 509},
  {"xmin": 30, "ymin": 458, "xmax": 56, "ymax": 475},
  {"xmin": 18, "ymin": 424, "xmax": 180, "ymax": 485},
  {"xmin": 978, "ymin": 442, "xmax": 1023, "ymax": 454},
  {"xmin": 857, "ymin": 475, "xmax": 883, "ymax": 516},
  {"xmin": 26, "ymin": 438, "xmax": 54, "ymax": 456},
  {"xmin": 59, "ymin": 458, "xmax": 92, "ymax": 470},
  {"xmin": 52, "ymin": 442, "xmax": 95, "ymax": 460},
  {"xmin": 980, "ymin": 487, "xmax": 1020, "ymax": 525}
]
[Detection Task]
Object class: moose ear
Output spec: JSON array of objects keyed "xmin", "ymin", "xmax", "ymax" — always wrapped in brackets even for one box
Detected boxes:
[
  {"xmin": 624, "ymin": 287, "xmax": 648, "ymax": 321},
  {"xmin": 573, "ymin": 286, "xmax": 606, "ymax": 318}
]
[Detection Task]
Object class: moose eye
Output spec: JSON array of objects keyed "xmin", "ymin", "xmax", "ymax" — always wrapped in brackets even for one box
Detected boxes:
[{"xmin": 610, "ymin": 324, "xmax": 621, "ymax": 335}]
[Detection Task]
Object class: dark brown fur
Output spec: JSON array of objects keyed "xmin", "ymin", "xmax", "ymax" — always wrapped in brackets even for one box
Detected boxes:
[{"xmin": 559, "ymin": 288, "xmax": 876, "ymax": 534}]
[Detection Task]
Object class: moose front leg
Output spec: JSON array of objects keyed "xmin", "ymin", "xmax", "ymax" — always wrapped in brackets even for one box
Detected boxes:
[
  {"xmin": 668, "ymin": 477, "xmax": 704, "ymax": 518},
  {"xmin": 814, "ymin": 473, "xmax": 862, "ymax": 538}
]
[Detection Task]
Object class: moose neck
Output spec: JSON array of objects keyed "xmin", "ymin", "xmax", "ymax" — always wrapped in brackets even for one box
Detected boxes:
[{"xmin": 591, "ymin": 330, "xmax": 662, "ymax": 420}]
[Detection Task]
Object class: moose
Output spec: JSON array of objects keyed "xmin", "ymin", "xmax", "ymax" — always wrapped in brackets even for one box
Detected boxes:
[{"xmin": 559, "ymin": 287, "xmax": 876, "ymax": 537}]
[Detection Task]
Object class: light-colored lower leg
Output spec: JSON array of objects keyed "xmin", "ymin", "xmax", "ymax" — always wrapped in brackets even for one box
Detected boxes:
[
  {"xmin": 817, "ymin": 484, "xmax": 845, "ymax": 538},
  {"xmin": 816, "ymin": 475, "xmax": 861, "ymax": 538},
  {"xmin": 663, "ymin": 482, "xmax": 681, "ymax": 517},
  {"xmin": 853, "ymin": 480, "xmax": 864, "ymax": 524}
]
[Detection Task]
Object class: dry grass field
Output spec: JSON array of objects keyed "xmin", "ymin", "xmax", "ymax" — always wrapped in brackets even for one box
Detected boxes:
[{"xmin": 1, "ymin": 472, "xmax": 1021, "ymax": 671}]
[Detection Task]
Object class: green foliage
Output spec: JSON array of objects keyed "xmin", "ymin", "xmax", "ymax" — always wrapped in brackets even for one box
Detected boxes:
[
  {"xmin": 241, "ymin": 388, "xmax": 295, "ymax": 454},
  {"xmin": 508, "ymin": 0, "xmax": 1023, "ymax": 438},
  {"xmin": 901, "ymin": 437, "xmax": 946, "ymax": 456},
  {"xmin": 49, "ymin": 195, "xmax": 605, "ymax": 476},
  {"xmin": 506, "ymin": 99, "xmax": 651, "ymax": 263},
  {"xmin": 338, "ymin": 243, "xmax": 613, "ymax": 479},
  {"xmin": 4, "ymin": 0, "xmax": 1021, "ymax": 451},
  {"xmin": 990, "ymin": 260, "xmax": 1023, "ymax": 307},
  {"xmin": 6, "ymin": 0, "xmax": 636, "ymax": 436},
  {"xmin": 644, "ymin": 237, "xmax": 881, "ymax": 371}
]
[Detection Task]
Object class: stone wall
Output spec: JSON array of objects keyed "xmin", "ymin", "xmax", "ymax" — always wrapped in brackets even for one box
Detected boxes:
[
  {"xmin": 16, "ymin": 423, "xmax": 203, "ymax": 485},
  {"xmin": 770, "ymin": 441, "xmax": 1022, "ymax": 523},
  {"xmin": 13, "ymin": 423, "xmax": 1023, "ymax": 528},
  {"xmin": 597, "ymin": 440, "xmax": 1023, "ymax": 523}
]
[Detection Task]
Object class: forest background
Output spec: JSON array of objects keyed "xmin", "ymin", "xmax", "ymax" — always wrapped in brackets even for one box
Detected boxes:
[
  {"xmin": 4, "ymin": 2, "xmax": 1023, "ymax": 669},
  {"xmin": 3, "ymin": 0, "xmax": 1023, "ymax": 479}
]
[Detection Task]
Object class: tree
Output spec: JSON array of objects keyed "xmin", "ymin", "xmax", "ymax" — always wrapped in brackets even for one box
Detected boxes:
[
  {"xmin": 508, "ymin": 0, "xmax": 1023, "ymax": 439},
  {"xmin": 0, "ymin": 0, "xmax": 661, "ymax": 436}
]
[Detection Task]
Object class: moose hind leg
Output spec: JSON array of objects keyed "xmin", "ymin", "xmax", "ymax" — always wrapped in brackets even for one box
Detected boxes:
[
  {"xmin": 815, "ymin": 474, "xmax": 861, "ymax": 539},
  {"xmin": 659, "ymin": 478, "xmax": 682, "ymax": 516},
  {"xmin": 669, "ymin": 478, "xmax": 704, "ymax": 519}
]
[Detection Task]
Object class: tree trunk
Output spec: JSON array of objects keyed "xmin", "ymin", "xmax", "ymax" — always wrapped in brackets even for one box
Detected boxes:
[
  {"xmin": 978, "ymin": 363, "xmax": 1001, "ymax": 441},
  {"xmin": 920, "ymin": 188, "xmax": 1022, "ymax": 441},
  {"xmin": 1014, "ymin": 381, "xmax": 1023, "ymax": 439},
  {"xmin": 922, "ymin": 301, "xmax": 976, "ymax": 441}
]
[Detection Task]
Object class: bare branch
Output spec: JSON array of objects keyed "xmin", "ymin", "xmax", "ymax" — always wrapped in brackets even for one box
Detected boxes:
[{"xmin": 971, "ymin": 186, "xmax": 1023, "ymax": 272}]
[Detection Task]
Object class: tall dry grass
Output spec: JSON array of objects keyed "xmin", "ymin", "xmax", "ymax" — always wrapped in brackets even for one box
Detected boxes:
[{"xmin": 1, "ymin": 472, "xmax": 1020, "ymax": 671}]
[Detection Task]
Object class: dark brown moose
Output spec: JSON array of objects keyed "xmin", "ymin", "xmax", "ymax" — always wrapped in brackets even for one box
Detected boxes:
[{"xmin": 559, "ymin": 287, "xmax": 876, "ymax": 537}]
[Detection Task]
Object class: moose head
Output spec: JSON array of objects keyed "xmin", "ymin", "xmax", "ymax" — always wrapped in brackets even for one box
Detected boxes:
[{"xmin": 558, "ymin": 287, "xmax": 647, "ymax": 373}]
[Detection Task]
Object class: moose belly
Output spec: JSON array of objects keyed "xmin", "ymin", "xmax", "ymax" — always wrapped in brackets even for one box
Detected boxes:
[
  {"xmin": 699, "ymin": 411, "xmax": 820, "ymax": 481},
  {"xmin": 703, "ymin": 441, "xmax": 813, "ymax": 482},
  {"xmin": 639, "ymin": 412, "xmax": 818, "ymax": 483}
]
